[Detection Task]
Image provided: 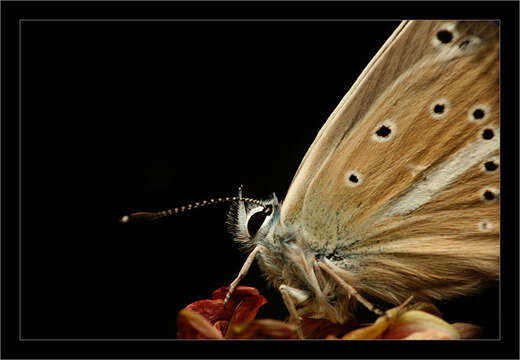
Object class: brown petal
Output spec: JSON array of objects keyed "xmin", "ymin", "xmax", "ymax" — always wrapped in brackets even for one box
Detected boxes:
[
  {"xmin": 341, "ymin": 316, "xmax": 391, "ymax": 340},
  {"xmin": 401, "ymin": 329, "xmax": 454, "ymax": 340},
  {"xmin": 182, "ymin": 286, "xmax": 268, "ymax": 338},
  {"xmin": 229, "ymin": 293, "xmax": 268, "ymax": 325},
  {"xmin": 301, "ymin": 317, "xmax": 357, "ymax": 339},
  {"xmin": 226, "ymin": 319, "xmax": 298, "ymax": 339},
  {"xmin": 213, "ymin": 320, "xmax": 229, "ymax": 336},
  {"xmin": 212, "ymin": 286, "xmax": 262, "ymax": 304},
  {"xmin": 340, "ymin": 297, "xmax": 421, "ymax": 340},
  {"xmin": 185, "ymin": 298, "xmax": 231, "ymax": 324},
  {"xmin": 452, "ymin": 322, "xmax": 483, "ymax": 339},
  {"xmin": 406, "ymin": 302, "xmax": 442, "ymax": 318},
  {"xmin": 177, "ymin": 309, "xmax": 224, "ymax": 339},
  {"xmin": 382, "ymin": 310, "xmax": 460, "ymax": 340}
]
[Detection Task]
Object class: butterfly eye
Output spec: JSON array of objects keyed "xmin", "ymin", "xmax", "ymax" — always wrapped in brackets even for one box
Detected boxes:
[
  {"xmin": 468, "ymin": 104, "xmax": 490, "ymax": 122},
  {"xmin": 247, "ymin": 209, "xmax": 269, "ymax": 238}
]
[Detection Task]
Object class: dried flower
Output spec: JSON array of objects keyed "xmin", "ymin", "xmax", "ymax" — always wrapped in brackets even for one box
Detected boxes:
[
  {"xmin": 177, "ymin": 286, "xmax": 482, "ymax": 340},
  {"xmin": 177, "ymin": 286, "xmax": 296, "ymax": 339}
]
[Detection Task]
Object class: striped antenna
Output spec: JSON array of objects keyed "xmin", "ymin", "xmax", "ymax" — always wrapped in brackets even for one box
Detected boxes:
[{"xmin": 120, "ymin": 188, "xmax": 271, "ymax": 224}]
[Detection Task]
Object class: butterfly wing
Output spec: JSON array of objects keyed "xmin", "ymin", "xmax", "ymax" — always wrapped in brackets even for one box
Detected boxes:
[
  {"xmin": 281, "ymin": 21, "xmax": 499, "ymax": 304},
  {"xmin": 282, "ymin": 20, "xmax": 442, "ymax": 223}
]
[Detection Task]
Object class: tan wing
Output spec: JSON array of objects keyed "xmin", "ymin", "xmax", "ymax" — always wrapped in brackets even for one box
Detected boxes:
[
  {"xmin": 282, "ymin": 21, "xmax": 445, "ymax": 223},
  {"xmin": 282, "ymin": 21, "xmax": 499, "ymax": 304}
]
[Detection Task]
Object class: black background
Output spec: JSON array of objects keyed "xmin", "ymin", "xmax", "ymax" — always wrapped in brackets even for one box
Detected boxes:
[
  {"xmin": 19, "ymin": 18, "xmax": 403, "ymax": 339},
  {"xmin": 3, "ymin": 1, "xmax": 519, "ymax": 358}
]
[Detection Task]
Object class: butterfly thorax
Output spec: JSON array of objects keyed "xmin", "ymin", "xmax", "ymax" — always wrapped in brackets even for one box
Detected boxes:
[
  {"xmin": 258, "ymin": 223, "xmax": 354, "ymax": 323},
  {"xmin": 228, "ymin": 191, "xmax": 355, "ymax": 323}
]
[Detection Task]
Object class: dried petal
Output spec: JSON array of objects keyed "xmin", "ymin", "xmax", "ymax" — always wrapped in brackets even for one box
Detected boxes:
[
  {"xmin": 341, "ymin": 316, "xmax": 391, "ymax": 339},
  {"xmin": 213, "ymin": 320, "xmax": 229, "ymax": 335},
  {"xmin": 179, "ymin": 286, "xmax": 268, "ymax": 339},
  {"xmin": 406, "ymin": 302, "xmax": 442, "ymax": 318},
  {"xmin": 341, "ymin": 302, "xmax": 408, "ymax": 340},
  {"xmin": 452, "ymin": 322, "xmax": 483, "ymax": 339},
  {"xmin": 211, "ymin": 286, "xmax": 262, "ymax": 304},
  {"xmin": 226, "ymin": 319, "xmax": 297, "ymax": 339},
  {"xmin": 402, "ymin": 329, "xmax": 454, "ymax": 340},
  {"xmin": 177, "ymin": 309, "xmax": 224, "ymax": 339},
  {"xmin": 301, "ymin": 317, "xmax": 357, "ymax": 339},
  {"xmin": 229, "ymin": 293, "xmax": 268, "ymax": 325},
  {"xmin": 341, "ymin": 298, "xmax": 458, "ymax": 340},
  {"xmin": 382, "ymin": 310, "xmax": 460, "ymax": 339},
  {"xmin": 186, "ymin": 298, "xmax": 230, "ymax": 325}
]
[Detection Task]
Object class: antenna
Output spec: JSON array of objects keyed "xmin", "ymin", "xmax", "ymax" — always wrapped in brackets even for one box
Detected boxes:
[{"xmin": 120, "ymin": 187, "xmax": 272, "ymax": 224}]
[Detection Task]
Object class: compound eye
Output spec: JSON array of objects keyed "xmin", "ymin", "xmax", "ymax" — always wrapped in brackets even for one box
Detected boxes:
[{"xmin": 247, "ymin": 209, "xmax": 269, "ymax": 238}]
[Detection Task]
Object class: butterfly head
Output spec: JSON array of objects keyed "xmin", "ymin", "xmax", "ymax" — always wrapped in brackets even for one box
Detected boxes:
[
  {"xmin": 227, "ymin": 188, "xmax": 308, "ymax": 292},
  {"xmin": 227, "ymin": 187, "xmax": 349, "ymax": 322},
  {"xmin": 226, "ymin": 186, "xmax": 281, "ymax": 253}
]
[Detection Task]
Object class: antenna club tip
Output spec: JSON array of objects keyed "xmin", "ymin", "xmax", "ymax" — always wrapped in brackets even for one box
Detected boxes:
[{"xmin": 119, "ymin": 215, "xmax": 130, "ymax": 224}]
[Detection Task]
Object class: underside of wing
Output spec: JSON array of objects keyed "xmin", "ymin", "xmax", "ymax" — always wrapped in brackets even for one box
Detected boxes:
[
  {"xmin": 282, "ymin": 21, "xmax": 468, "ymax": 224},
  {"xmin": 334, "ymin": 149, "xmax": 499, "ymax": 304},
  {"xmin": 283, "ymin": 21, "xmax": 500, "ymax": 304}
]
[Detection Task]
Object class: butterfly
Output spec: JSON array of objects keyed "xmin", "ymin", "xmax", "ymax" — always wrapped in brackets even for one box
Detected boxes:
[
  {"xmin": 123, "ymin": 20, "xmax": 499, "ymax": 338},
  {"xmin": 225, "ymin": 20, "xmax": 499, "ymax": 332}
]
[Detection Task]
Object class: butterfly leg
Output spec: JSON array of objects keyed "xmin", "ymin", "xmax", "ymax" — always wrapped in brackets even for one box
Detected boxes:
[
  {"xmin": 224, "ymin": 245, "xmax": 263, "ymax": 306},
  {"xmin": 317, "ymin": 260, "xmax": 383, "ymax": 316},
  {"xmin": 279, "ymin": 285, "xmax": 309, "ymax": 339}
]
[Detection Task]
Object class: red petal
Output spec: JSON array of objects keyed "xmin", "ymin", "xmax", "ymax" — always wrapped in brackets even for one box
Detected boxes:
[
  {"xmin": 226, "ymin": 319, "xmax": 298, "ymax": 339},
  {"xmin": 301, "ymin": 318, "xmax": 357, "ymax": 339},
  {"xmin": 181, "ymin": 285, "xmax": 268, "ymax": 337},
  {"xmin": 186, "ymin": 298, "xmax": 232, "ymax": 324},
  {"xmin": 229, "ymin": 293, "xmax": 268, "ymax": 325},
  {"xmin": 211, "ymin": 286, "xmax": 262, "ymax": 307},
  {"xmin": 177, "ymin": 309, "xmax": 224, "ymax": 339},
  {"xmin": 213, "ymin": 320, "xmax": 229, "ymax": 336}
]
